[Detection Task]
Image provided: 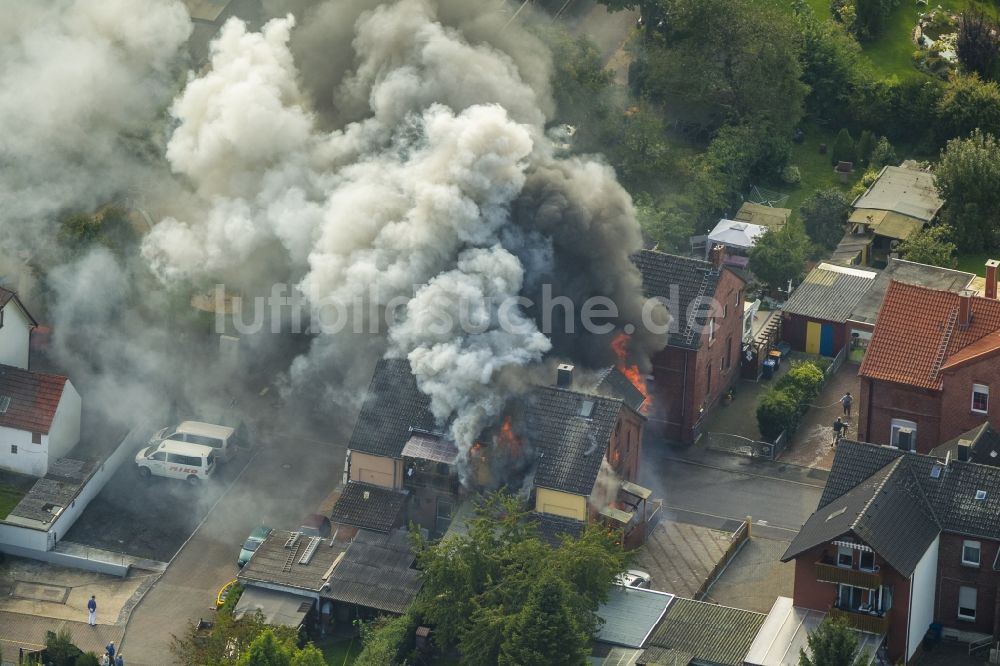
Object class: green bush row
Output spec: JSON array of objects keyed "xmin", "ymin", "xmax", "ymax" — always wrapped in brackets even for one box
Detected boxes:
[{"xmin": 757, "ymin": 360, "xmax": 827, "ymax": 441}]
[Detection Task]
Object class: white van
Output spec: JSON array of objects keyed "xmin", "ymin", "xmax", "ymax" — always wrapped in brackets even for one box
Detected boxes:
[
  {"xmin": 149, "ymin": 421, "xmax": 237, "ymax": 463},
  {"xmin": 135, "ymin": 440, "xmax": 216, "ymax": 484}
]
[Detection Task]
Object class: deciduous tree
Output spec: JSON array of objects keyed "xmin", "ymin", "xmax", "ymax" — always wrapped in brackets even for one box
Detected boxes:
[
  {"xmin": 799, "ymin": 617, "xmax": 868, "ymax": 666},
  {"xmin": 957, "ymin": 10, "xmax": 1000, "ymax": 80},
  {"xmin": 499, "ymin": 578, "xmax": 589, "ymax": 666},
  {"xmin": 936, "ymin": 129, "xmax": 1000, "ymax": 250},
  {"xmin": 749, "ymin": 224, "xmax": 810, "ymax": 290},
  {"xmin": 800, "ymin": 188, "xmax": 851, "ymax": 250},
  {"xmin": 897, "ymin": 225, "xmax": 957, "ymax": 267},
  {"xmin": 936, "ymin": 72, "xmax": 1000, "ymax": 140}
]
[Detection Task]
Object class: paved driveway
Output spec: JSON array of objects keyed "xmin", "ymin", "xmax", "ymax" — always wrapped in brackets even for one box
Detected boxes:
[{"xmin": 119, "ymin": 413, "xmax": 351, "ymax": 665}]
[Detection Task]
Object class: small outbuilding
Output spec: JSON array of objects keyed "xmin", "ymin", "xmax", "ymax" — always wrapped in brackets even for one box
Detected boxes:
[{"xmin": 781, "ymin": 263, "xmax": 877, "ymax": 357}]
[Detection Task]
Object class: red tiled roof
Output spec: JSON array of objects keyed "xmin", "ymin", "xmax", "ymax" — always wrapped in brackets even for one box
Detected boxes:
[
  {"xmin": 0, "ymin": 364, "xmax": 68, "ymax": 434},
  {"xmin": 860, "ymin": 281, "xmax": 1000, "ymax": 389}
]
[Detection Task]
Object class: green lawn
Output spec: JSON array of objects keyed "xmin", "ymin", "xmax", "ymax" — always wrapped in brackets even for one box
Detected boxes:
[
  {"xmin": 0, "ymin": 484, "xmax": 28, "ymax": 520},
  {"xmin": 955, "ymin": 252, "xmax": 994, "ymax": 277},
  {"xmin": 317, "ymin": 636, "xmax": 362, "ymax": 666},
  {"xmin": 773, "ymin": 122, "xmax": 860, "ymax": 218}
]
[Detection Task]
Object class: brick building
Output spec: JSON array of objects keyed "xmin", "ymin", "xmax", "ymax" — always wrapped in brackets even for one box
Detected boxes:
[
  {"xmin": 633, "ymin": 249, "xmax": 746, "ymax": 444},
  {"xmin": 782, "ymin": 439, "xmax": 1000, "ymax": 663},
  {"xmin": 859, "ymin": 276, "xmax": 1000, "ymax": 452}
]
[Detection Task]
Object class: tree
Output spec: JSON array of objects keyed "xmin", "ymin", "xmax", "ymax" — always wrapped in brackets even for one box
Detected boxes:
[
  {"xmin": 957, "ymin": 10, "xmax": 1000, "ymax": 80},
  {"xmin": 936, "ymin": 130, "xmax": 1000, "ymax": 250},
  {"xmin": 799, "ymin": 617, "xmax": 868, "ymax": 666},
  {"xmin": 830, "ymin": 128, "xmax": 854, "ymax": 166},
  {"xmin": 797, "ymin": 14, "xmax": 866, "ymax": 124},
  {"xmin": 237, "ymin": 630, "xmax": 292, "ymax": 666},
  {"xmin": 936, "ymin": 72, "xmax": 1000, "ymax": 141},
  {"xmin": 45, "ymin": 629, "xmax": 83, "ymax": 666},
  {"xmin": 897, "ymin": 224, "xmax": 958, "ymax": 267},
  {"xmin": 609, "ymin": 104, "xmax": 673, "ymax": 190},
  {"xmin": 749, "ymin": 224, "xmax": 810, "ymax": 290},
  {"xmin": 868, "ymin": 135, "xmax": 897, "ymax": 167},
  {"xmin": 499, "ymin": 577, "xmax": 589, "ymax": 666},
  {"xmin": 355, "ymin": 613, "xmax": 417, "ymax": 666},
  {"xmin": 58, "ymin": 206, "xmax": 137, "ymax": 256},
  {"xmin": 800, "ymin": 188, "xmax": 851, "ymax": 249},
  {"xmin": 289, "ymin": 646, "xmax": 326, "ymax": 666},
  {"xmin": 855, "ymin": 130, "xmax": 875, "ymax": 165},
  {"xmin": 634, "ymin": 193, "xmax": 694, "ymax": 253},
  {"xmin": 851, "ymin": 0, "xmax": 897, "ymax": 41}
]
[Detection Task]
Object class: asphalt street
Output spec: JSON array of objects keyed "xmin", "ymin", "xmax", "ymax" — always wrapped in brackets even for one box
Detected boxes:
[{"xmin": 640, "ymin": 443, "xmax": 827, "ymax": 542}]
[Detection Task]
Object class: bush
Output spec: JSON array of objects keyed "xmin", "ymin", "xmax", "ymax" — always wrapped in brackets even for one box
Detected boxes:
[
  {"xmin": 781, "ymin": 165, "xmax": 802, "ymax": 184},
  {"xmin": 869, "ymin": 136, "xmax": 897, "ymax": 167},
  {"xmin": 355, "ymin": 612, "xmax": 418, "ymax": 666},
  {"xmin": 757, "ymin": 389, "xmax": 799, "ymax": 440},
  {"xmin": 855, "ymin": 130, "xmax": 875, "ymax": 165},
  {"xmin": 831, "ymin": 128, "xmax": 855, "ymax": 166},
  {"xmin": 777, "ymin": 362, "xmax": 826, "ymax": 414},
  {"xmin": 757, "ymin": 361, "xmax": 827, "ymax": 439}
]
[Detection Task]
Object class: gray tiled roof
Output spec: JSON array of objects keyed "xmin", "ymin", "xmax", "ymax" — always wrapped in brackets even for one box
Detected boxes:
[
  {"xmin": 238, "ymin": 529, "xmax": 347, "ymax": 593},
  {"xmin": 347, "ymin": 359, "xmax": 435, "ymax": 459},
  {"xmin": 531, "ymin": 512, "xmax": 584, "ymax": 547},
  {"xmin": 527, "ymin": 386, "xmax": 624, "ymax": 496},
  {"xmin": 596, "ymin": 587, "xmax": 674, "ymax": 649},
  {"xmin": 644, "ymin": 598, "xmax": 765, "ymax": 666},
  {"xmin": 848, "ymin": 258, "xmax": 973, "ymax": 325},
  {"xmin": 782, "ymin": 264, "xmax": 876, "ymax": 323},
  {"xmin": 633, "ymin": 250, "xmax": 726, "ymax": 349},
  {"xmin": 782, "ymin": 457, "xmax": 941, "ymax": 575},
  {"xmin": 329, "ymin": 482, "xmax": 408, "ymax": 533},
  {"xmin": 790, "ymin": 440, "xmax": 1000, "ymax": 563},
  {"xmin": 324, "ymin": 529, "xmax": 421, "ymax": 614},
  {"xmin": 930, "ymin": 423, "xmax": 1000, "ymax": 468},
  {"xmin": 637, "ymin": 646, "xmax": 693, "ymax": 665},
  {"xmin": 8, "ymin": 458, "xmax": 94, "ymax": 525},
  {"xmin": 593, "ymin": 367, "xmax": 646, "ymax": 413}
]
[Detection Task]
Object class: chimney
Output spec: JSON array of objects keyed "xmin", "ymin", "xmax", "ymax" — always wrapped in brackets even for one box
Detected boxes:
[
  {"xmin": 959, "ymin": 289, "xmax": 974, "ymax": 328},
  {"xmin": 986, "ymin": 259, "xmax": 999, "ymax": 300},
  {"xmin": 556, "ymin": 363, "xmax": 574, "ymax": 388},
  {"xmin": 709, "ymin": 244, "xmax": 726, "ymax": 270},
  {"xmin": 957, "ymin": 441, "xmax": 971, "ymax": 462}
]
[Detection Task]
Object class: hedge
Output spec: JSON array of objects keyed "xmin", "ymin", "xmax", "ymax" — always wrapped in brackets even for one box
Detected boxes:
[{"xmin": 757, "ymin": 360, "xmax": 826, "ymax": 440}]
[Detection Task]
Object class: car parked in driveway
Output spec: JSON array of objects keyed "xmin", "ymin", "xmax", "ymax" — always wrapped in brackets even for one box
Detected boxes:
[
  {"xmin": 238, "ymin": 526, "xmax": 272, "ymax": 567},
  {"xmin": 616, "ymin": 569, "xmax": 652, "ymax": 589},
  {"xmin": 135, "ymin": 440, "xmax": 216, "ymax": 484},
  {"xmin": 149, "ymin": 421, "xmax": 239, "ymax": 463}
]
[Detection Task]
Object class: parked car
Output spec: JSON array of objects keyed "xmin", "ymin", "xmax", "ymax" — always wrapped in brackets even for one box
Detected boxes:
[
  {"xmin": 616, "ymin": 570, "xmax": 652, "ymax": 589},
  {"xmin": 149, "ymin": 421, "xmax": 238, "ymax": 463},
  {"xmin": 135, "ymin": 440, "xmax": 216, "ymax": 484},
  {"xmin": 238, "ymin": 526, "xmax": 272, "ymax": 567}
]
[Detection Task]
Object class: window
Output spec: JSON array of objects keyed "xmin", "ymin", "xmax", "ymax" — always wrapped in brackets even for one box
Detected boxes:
[
  {"xmin": 837, "ymin": 584, "xmax": 865, "ymax": 610},
  {"xmin": 890, "ymin": 419, "xmax": 917, "ymax": 451},
  {"xmin": 963, "ymin": 540, "xmax": 982, "ymax": 567},
  {"xmin": 723, "ymin": 304, "xmax": 729, "ymax": 318},
  {"xmin": 736, "ymin": 290, "xmax": 741, "ymax": 307},
  {"xmin": 31, "ymin": 432, "xmax": 41, "ymax": 444},
  {"xmin": 958, "ymin": 586, "xmax": 977, "ymax": 621},
  {"xmin": 860, "ymin": 550, "xmax": 875, "ymax": 571},
  {"xmin": 709, "ymin": 317, "xmax": 716, "ymax": 342},
  {"xmin": 149, "ymin": 451, "xmax": 166, "ymax": 462},
  {"xmin": 9, "ymin": 445, "xmax": 16, "ymax": 455},
  {"xmin": 972, "ymin": 384, "xmax": 989, "ymax": 413},
  {"xmin": 837, "ymin": 546, "xmax": 853, "ymax": 568}
]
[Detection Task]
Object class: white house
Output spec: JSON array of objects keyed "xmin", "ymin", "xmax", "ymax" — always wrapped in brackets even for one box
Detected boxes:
[
  {"xmin": 0, "ymin": 365, "xmax": 82, "ymax": 476},
  {"xmin": 0, "ymin": 287, "xmax": 36, "ymax": 370}
]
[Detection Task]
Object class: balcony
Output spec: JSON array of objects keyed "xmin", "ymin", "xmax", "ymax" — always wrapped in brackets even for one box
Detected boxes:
[
  {"xmin": 829, "ymin": 607, "xmax": 891, "ymax": 635},
  {"xmin": 815, "ymin": 562, "xmax": 882, "ymax": 589}
]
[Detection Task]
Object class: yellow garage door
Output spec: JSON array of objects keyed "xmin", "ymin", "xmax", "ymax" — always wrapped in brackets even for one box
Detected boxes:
[{"xmin": 805, "ymin": 321, "xmax": 821, "ymax": 354}]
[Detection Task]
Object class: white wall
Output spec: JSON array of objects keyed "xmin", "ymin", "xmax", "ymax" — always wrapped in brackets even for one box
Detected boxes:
[
  {"xmin": 47, "ymin": 380, "xmax": 81, "ymax": 460},
  {"xmin": 907, "ymin": 534, "xmax": 940, "ymax": 661},
  {"xmin": 0, "ymin": 425, "xmax": 45, "ymax": 476},
  {"xmin": 0, "ymin": 521, "xmax": 48, "ymax": 551},
  {"xmin": 0, "ymin": 302, "xmax": 32, "ymax": 370}
]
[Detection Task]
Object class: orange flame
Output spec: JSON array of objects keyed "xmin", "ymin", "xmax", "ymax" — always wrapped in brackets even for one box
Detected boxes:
[
  {"xmin": 495, "ymin": 416, "xmax": 523, "ymax": 460},
  {"xmin": 611, "ymin": 332, "xmax": 649, "ymax": 412}
]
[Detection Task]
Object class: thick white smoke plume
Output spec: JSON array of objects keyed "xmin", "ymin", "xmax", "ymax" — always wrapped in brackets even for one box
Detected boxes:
[{"xmin": 142, "ymin": 0, "xmax": 662, "ymax": 456}]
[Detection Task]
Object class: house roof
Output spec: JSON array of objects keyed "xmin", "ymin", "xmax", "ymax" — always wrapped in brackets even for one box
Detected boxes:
[
  {"xmin": 851, "ymin": 165, "xmax": 943, "ymax": 223},
  {"xmin": 804, "ymin": 439, "xmax": 1000, "ymax": 545},
  {"xmin": 596, "ymin": 587, "xmax": 675, "ymax": 649},
  {"xmin": 848, "ymin": 258, "xmax": 974, "ymax": 326},
  {"xmin": 233, "ymin": 587, "xmax": 311, "ymax": 628},
  {"xmin": 527, "ymin": 386, "xmax": 624, "ymax": 496},
  {"xmin": 733, "ymin": 202, "xmax": 790, "ymax": 230},
  {"xmin": 6, "ymin": 458, "xmax": 94, "ymax": 527},
  {"xmin": 643, "ymin": 598, "xmax": 766, "ymax": 666},
  {"xmin": 636, "ymin": 647, "xmax": 694, "ymax": 666},
  {"xmin": 781, "ymin": 263, "xmax": 877, "ymax": 323},
  {"xmin": 0, "ymin": 364, "xmax": 69, "ymax": 434},
  {"xmin": 931, "ymin": 423, "xmax": 1000, "ymax": 467},
  {"xmin": 329, "ymin": 482, "xmax": 408, "ymax": 533},
  {"xmin": 238, "ymin": 529, "xmax": 348, "ymax": 593},
  {"xmin": 347, "ymin": 358, "xmax": 435, "ymax": 459},
  {"xmin": 0, "ymin": 286, "xmax": 38, "ymax": 327},
  {"xmin": 859, "ymin": 281, "xmax": 1000, "ymax": 390},
  {"xmin": 401, "ymin": 430, "xmax": 459, "ymax": 464},
  {"xmin": 781, "ymin": 457, "xmax": 941, "ymax": 575},
  {"xmin": 531, "ymin": 512, "xmax": 584, "ymax": 547},
  {"xmin": 633, "ymin": 250, "xmax": 740, "ymax": 349},
  {"xmin": 324, "ymin": 529, "xmax": 421, "ymax": 614},
  {"xmin": 707, "ymin": 219, "xmax": 768, "ymax": 250},
  {"xmin": 592, "ymin": 366, "xmax": 647, "ymax": 413}
]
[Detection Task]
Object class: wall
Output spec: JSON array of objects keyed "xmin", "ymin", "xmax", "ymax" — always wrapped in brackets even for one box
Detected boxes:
[
  {"xmin": 608, "ymin": 406, "xmax": 644, "ymax": 483},
  {"xmin": 907, "ymin": 535, "xmax": 939, "ymax": 662},
  {"xmin": 782, "ymin": 315, "xmax": 846, "ymax": 356},
  {"xmin": 0, "ymin": 426, "xmax": 44, "ymax": 476},
  {"xmin": 535, "ymin": 487, "xmax": 586, "ymax": 521},
  {"xmin": 0, "ymin": 301, "xmax": 32, "ymax": 370},
  {"xmin": 935, "ymin": 533, "xmax": 1000, "ymax": 636},
  {"xmin": 0, "ymin": 541, "xmax": 128, "ymax": 576},
  {"xmin": 939, "ymin": 358, "xmax": 1000, "ymax": 443},
  {"xmin": 47, "ymin": 380, "xmax": 81, "ymax": 461},
  {"xmin": 349, "ymin": 451, "xmax": 400, "ymax": 489},
  {"xmin": 859, "ymin": 377, "xmax": 942, "ymax": 452}
]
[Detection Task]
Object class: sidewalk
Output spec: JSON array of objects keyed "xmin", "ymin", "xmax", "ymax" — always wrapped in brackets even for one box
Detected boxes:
[
  {"xmin": 0, "ymin": 610, "xmax": 124, "ymax": 658},
  {"xmin": 780, "ymin": 363, "xmax": 862, "ymax": 470}
]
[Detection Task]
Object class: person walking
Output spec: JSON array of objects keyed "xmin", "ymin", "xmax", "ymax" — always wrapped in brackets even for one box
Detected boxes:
[
  {"xmin": 106, "ymin": 641, "xmax": 115, "ymax": 661},
  {"xmin": 833, "ymin": 417, "xmax": 846, "ymax": 446},
  {"xmin": 87, "ymin": 595, "xmax": 97, "ymax": 626},
  {"xmin": 115, "ymin": 654, "xmax": 124, "ymax": 666},
  {"xmin": 841, "ymin": 392, "xmax": 853, "ymax": 419}
]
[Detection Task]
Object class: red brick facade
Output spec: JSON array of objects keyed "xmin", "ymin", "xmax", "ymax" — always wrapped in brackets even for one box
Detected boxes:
[
  {"xmin": 650, "ymin": 268, "xmax": 745, "ymax": 444},
  {"xmin": 935, "ymin": 533, "xmax": 1000, "ymax": 636},
  {"xmin": 607, "ymin": 405, "xmax": 644, "ymax": 483},
  {"xmin": 859, "ymin": 351, "xmax": 1000, "ymax": 452}
]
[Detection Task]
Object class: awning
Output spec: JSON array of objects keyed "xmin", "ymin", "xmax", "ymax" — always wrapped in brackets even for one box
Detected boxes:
[
  {"xmin": 832, "ymin": 540, "xmax": 873, "ymax": 553},
  {"xmin": 600, "ymin": 507, "xmax": 636, "ymax": 525},
  {"xmin": 620, "ymin": 480, "xmax": 652, "ymax": 500},
  {"xmin": 234, "ymin": 587, "xmax": 312, "ymax": 627}
]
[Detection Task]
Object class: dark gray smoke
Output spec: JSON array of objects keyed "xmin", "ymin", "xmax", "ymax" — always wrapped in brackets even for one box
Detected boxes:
[{"xmin": 141, "ymin": 0, "xmax": 667, "ymax": 458}]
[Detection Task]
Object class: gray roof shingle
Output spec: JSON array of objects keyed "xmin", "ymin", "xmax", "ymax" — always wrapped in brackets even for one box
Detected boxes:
[
  {"xmin": 592, "ymin": 366, "xmax": 646, "ymax": 413},
  {"xmin": 781, "ymin": 264, "xmax": 876, "ymax": 323},
  {"xmin": 329, "ymin": 482, "xmax": 408, "ymax": 533},
  {"xmin": 644, "ymin": 598, "xmax": 766, "ymax": 666},
  {"xmin": 527, "ymin": 386, "xmax": 623, "ymax": 496},
  {"xmin": 848, "ymin": 258, "xmax": 973, "ymax": 326},
  {"xmin": 633, "ymin": 250, "xmax": 731, "ymax": 349},
  {"xmin": 347, "ymin": 359, "xmax": 435, "ymax": 459},
  {"xmin": 930, "ymin": 423, "xmax": 1000, "ymax": 468},
  {"xmin": 324, "ymin": 530, "xmax": 421, "ymax": 614}
]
